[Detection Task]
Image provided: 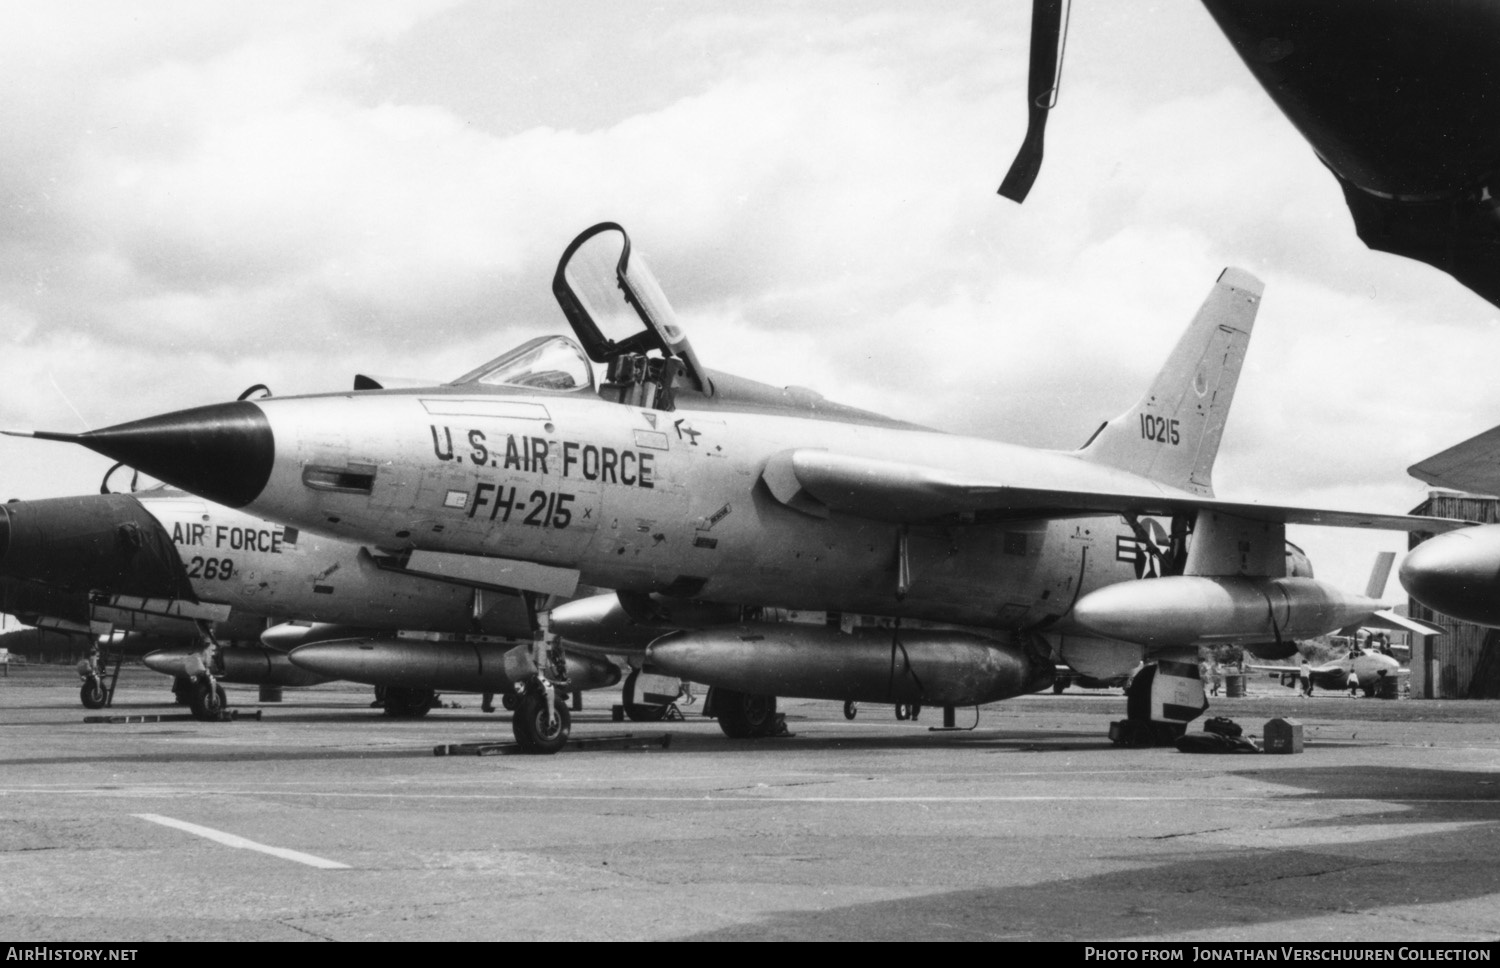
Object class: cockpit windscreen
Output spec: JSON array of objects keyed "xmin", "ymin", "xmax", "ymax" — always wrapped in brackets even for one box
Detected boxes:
[{"xmin": 449, "ymin": 335, "xmax": 595, "ymax": 392}]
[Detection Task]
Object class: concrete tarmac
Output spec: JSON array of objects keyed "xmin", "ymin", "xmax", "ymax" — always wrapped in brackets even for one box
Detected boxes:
[{"xmin": 1, "ymin": 664, "xmax": 1498, "ymax": 942}]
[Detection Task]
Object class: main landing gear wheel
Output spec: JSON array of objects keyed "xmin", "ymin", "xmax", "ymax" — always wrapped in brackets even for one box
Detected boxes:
[
  {"xmin": 843, "ymin": 700, "xmax": 858, "ymax": 721},
  {"xmin": 715, "ymin": 688, "xmax": 778, "ymax": 738},
  {"xmin": 383, "ymin": 686, "xmax": 435, "ymax": 718},
  {"xmin": 622, "ymin": 670, "xmax": 669, "ymax": 722},
  {"xmin": 894, "ymin": 703, "xmax": 922, "ymax": 721},
  {"xmin": 80, "ymin": 679, "xmax": 106, "ymax": 710},
  {"xmin": 172, "ymin": 676, "xmax": 193, "ymax": 706},
  {"xmin": 188, "ymin": 680, "xmax": 227, "ymax": 722},
  {"xmin": 1109, "ymin": 661, "xmax": 1201, "ymax": 747},
  {"xmin": 512, "ymin": 691, "xmax": 571, "ymax": 754}
]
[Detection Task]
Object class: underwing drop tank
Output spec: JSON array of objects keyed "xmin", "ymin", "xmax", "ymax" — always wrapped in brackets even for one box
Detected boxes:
[
  {"xmin": 1399, "ymin": 525, "xmax": 1500, "ymax": 627},
  {"xmin": 548, "ymin": 591, "xmax": 742, "ymax": 655},
  {"xmin": 288, "ymin": 636, "xmax": 621, "ymax": 693},
  {"xmin": 143, "ymin": 646, "xmax": 332, "ymax": 687},
  {"xmin": 260, "ymin": 622, "xmax": 372, "ymax": 653},
  {"xmin": 1070, "ymin": 576, "xmax": 1385, "ymax": 649},
  {"xmin": 643, "ymin": 624, "xmax": 1052, "ymax": 706}
]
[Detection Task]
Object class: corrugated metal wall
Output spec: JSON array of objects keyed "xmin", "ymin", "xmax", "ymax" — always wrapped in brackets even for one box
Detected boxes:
[{"xmin": 1409, "ymin": 492, "xmax": 1500, "ymax": 698}]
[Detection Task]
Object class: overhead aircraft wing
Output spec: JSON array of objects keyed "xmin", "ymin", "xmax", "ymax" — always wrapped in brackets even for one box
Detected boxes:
[
  {"xmin": 1408, "ymin": 424, "xmax": 1500, "ymax": 497},
  {"xmin": 762, "ymin": 449, "xmax": 1473, "ymax": 534}
]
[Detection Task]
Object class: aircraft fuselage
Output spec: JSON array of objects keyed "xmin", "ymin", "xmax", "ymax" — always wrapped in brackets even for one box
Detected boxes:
[{"xmin": 245, "ymin": 387, "xmax": 1172, "ymax": 633}]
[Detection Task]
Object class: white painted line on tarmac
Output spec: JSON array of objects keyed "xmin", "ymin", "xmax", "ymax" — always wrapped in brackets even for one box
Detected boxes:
[{"xmin": 133, "ymin": 813, "xmax": 350, "ymax": 869}]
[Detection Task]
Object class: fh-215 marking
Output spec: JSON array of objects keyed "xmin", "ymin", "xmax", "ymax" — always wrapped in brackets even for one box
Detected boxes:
[{"xmin": 431, "ymin": 424, "xmax": 663, "ymax": 531}]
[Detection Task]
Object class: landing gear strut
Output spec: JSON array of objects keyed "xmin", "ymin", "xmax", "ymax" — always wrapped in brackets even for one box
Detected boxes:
[
  {"xmin": 77, "ymin": 645, "xmax": 120, "ymax": 709},
  {"xmin": 184, "ymin": 627, "xmax": 226, "ymax": 722},
  {"xmin": 504, "ymin": 592, "xmax": 573, "ymax": 754}
]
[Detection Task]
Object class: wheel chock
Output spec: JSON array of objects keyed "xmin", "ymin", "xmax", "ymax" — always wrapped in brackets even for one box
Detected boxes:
[{"xmin": 433, "ymin": 732, "xmax": 672, "ymax": 756}]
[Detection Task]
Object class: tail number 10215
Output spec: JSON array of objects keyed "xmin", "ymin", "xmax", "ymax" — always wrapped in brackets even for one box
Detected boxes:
[{"xmin": 1139, "ymin": 414, "xmax": 1180, "ymax": 446}]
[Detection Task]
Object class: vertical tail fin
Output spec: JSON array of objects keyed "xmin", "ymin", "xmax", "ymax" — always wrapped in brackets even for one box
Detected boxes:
[
  {"xmin": 1075, "ymin": 268, "xmax": 1262, "ymax": 496},
  {"xmin": 1364, "ymin": 551, "xmax": 1396, "ymax": 599}
]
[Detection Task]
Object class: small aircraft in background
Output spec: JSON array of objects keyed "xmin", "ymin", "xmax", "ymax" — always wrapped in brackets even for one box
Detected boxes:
[
  {"xmin": 1246, "ymin": 552, "xmax": 1419, "ymax": 696},
  {"xmin": 1251, "ymin": 646, "xmax": 1409, "ymax": 698},
  {"xmin": 1002, "ymin": 0, "xmax": 1500, "ymax": 309}
]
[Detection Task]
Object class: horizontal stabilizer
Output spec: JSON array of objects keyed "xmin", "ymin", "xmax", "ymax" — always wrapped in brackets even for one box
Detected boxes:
[
  {"xmin": 1409, "ymin": 424, "xmax": 1500, "ymax": 496},
  {"xmin": 1365, "ymin": 609, "xmax": 1443, "ymax": 638}
]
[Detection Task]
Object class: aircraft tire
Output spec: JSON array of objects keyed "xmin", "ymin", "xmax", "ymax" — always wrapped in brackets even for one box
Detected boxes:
[
  {"xmin": 80, "ymin": 680, "xmax": 106, "ymax": 710},
  {"xmin": 843, "ymin": 700, "xmax": 857, "ymax": 721},
  {"xmin": 715, "ymin": 689, "xmax": 777, "ymax": 738},
  {"xmin": 621, "ymin": 671, "xmax": 668, "ymax": 722},
  {"xmin": 172, "ymin": 677, "xmax": 193, "ymax": 706},
  {"xmin": 500, "ymin": 692, "xmax": 518, "ymax": 712},
  {"xmin": 512, "ymin": 691, "xmax": 570, "ymax": 754},
  {"xmin": 189, "ymin": 680, "xmax": 226, "ymax": 722},
  {"xmin": 383, "ymin": 687, "xmax": 434, "ymax": 718},
  {"xmin": 1052, "ymin": 680, "xmax": 1067, "ymax": 694}
]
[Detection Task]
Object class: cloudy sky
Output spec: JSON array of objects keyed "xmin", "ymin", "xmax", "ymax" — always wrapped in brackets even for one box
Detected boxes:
[{"xmin": 2, "ymin": 1, "xmax": 1497, "ymax": 597}]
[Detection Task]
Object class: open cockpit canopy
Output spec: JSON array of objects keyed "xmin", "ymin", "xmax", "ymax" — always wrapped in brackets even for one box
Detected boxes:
[{"xmin": 552, "ymin": 222, "xmax": 707, "ymax": 393}]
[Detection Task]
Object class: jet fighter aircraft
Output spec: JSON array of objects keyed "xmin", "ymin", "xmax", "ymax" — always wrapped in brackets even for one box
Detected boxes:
[
  {"xmin": 14, "ymin": 223, "xmax": 1468, "ymax": 747},
  {"xmin": 1250, "ymin": 647, "xmax": 1409, "ymax": 698},
  {"xmin": 0, "ymin": 481, "xmax": 619, "ymax": 732},
  {"xmin": 1002, "ymin": 0, "xmax": 1500, "ymax": 309}
]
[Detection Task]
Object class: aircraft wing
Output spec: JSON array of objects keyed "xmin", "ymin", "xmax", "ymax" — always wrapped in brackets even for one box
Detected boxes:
[
  {"xmin": 1408, "ymin": 424, "xmax": 1500, "ymax": 497},
  {"xmin": 1365, "ymin": 609, "xmax": 1442, "ymax": 638},
  {"xmin": 1246, "ymin": 664, "xmax": 1303, "ymax": 676},
  {"xmin": 763, "ymin": 450, "xmax": 1473, "ymax": 533}
]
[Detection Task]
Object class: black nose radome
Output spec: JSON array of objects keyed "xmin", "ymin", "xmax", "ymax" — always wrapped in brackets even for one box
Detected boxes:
[
  {"xmin": 33, "ymin": 401, "xmax": 274, "ymax": 510},
  {"xmin": 0, "ymin": 493, "xmax": 192, "ymax": 598}
]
